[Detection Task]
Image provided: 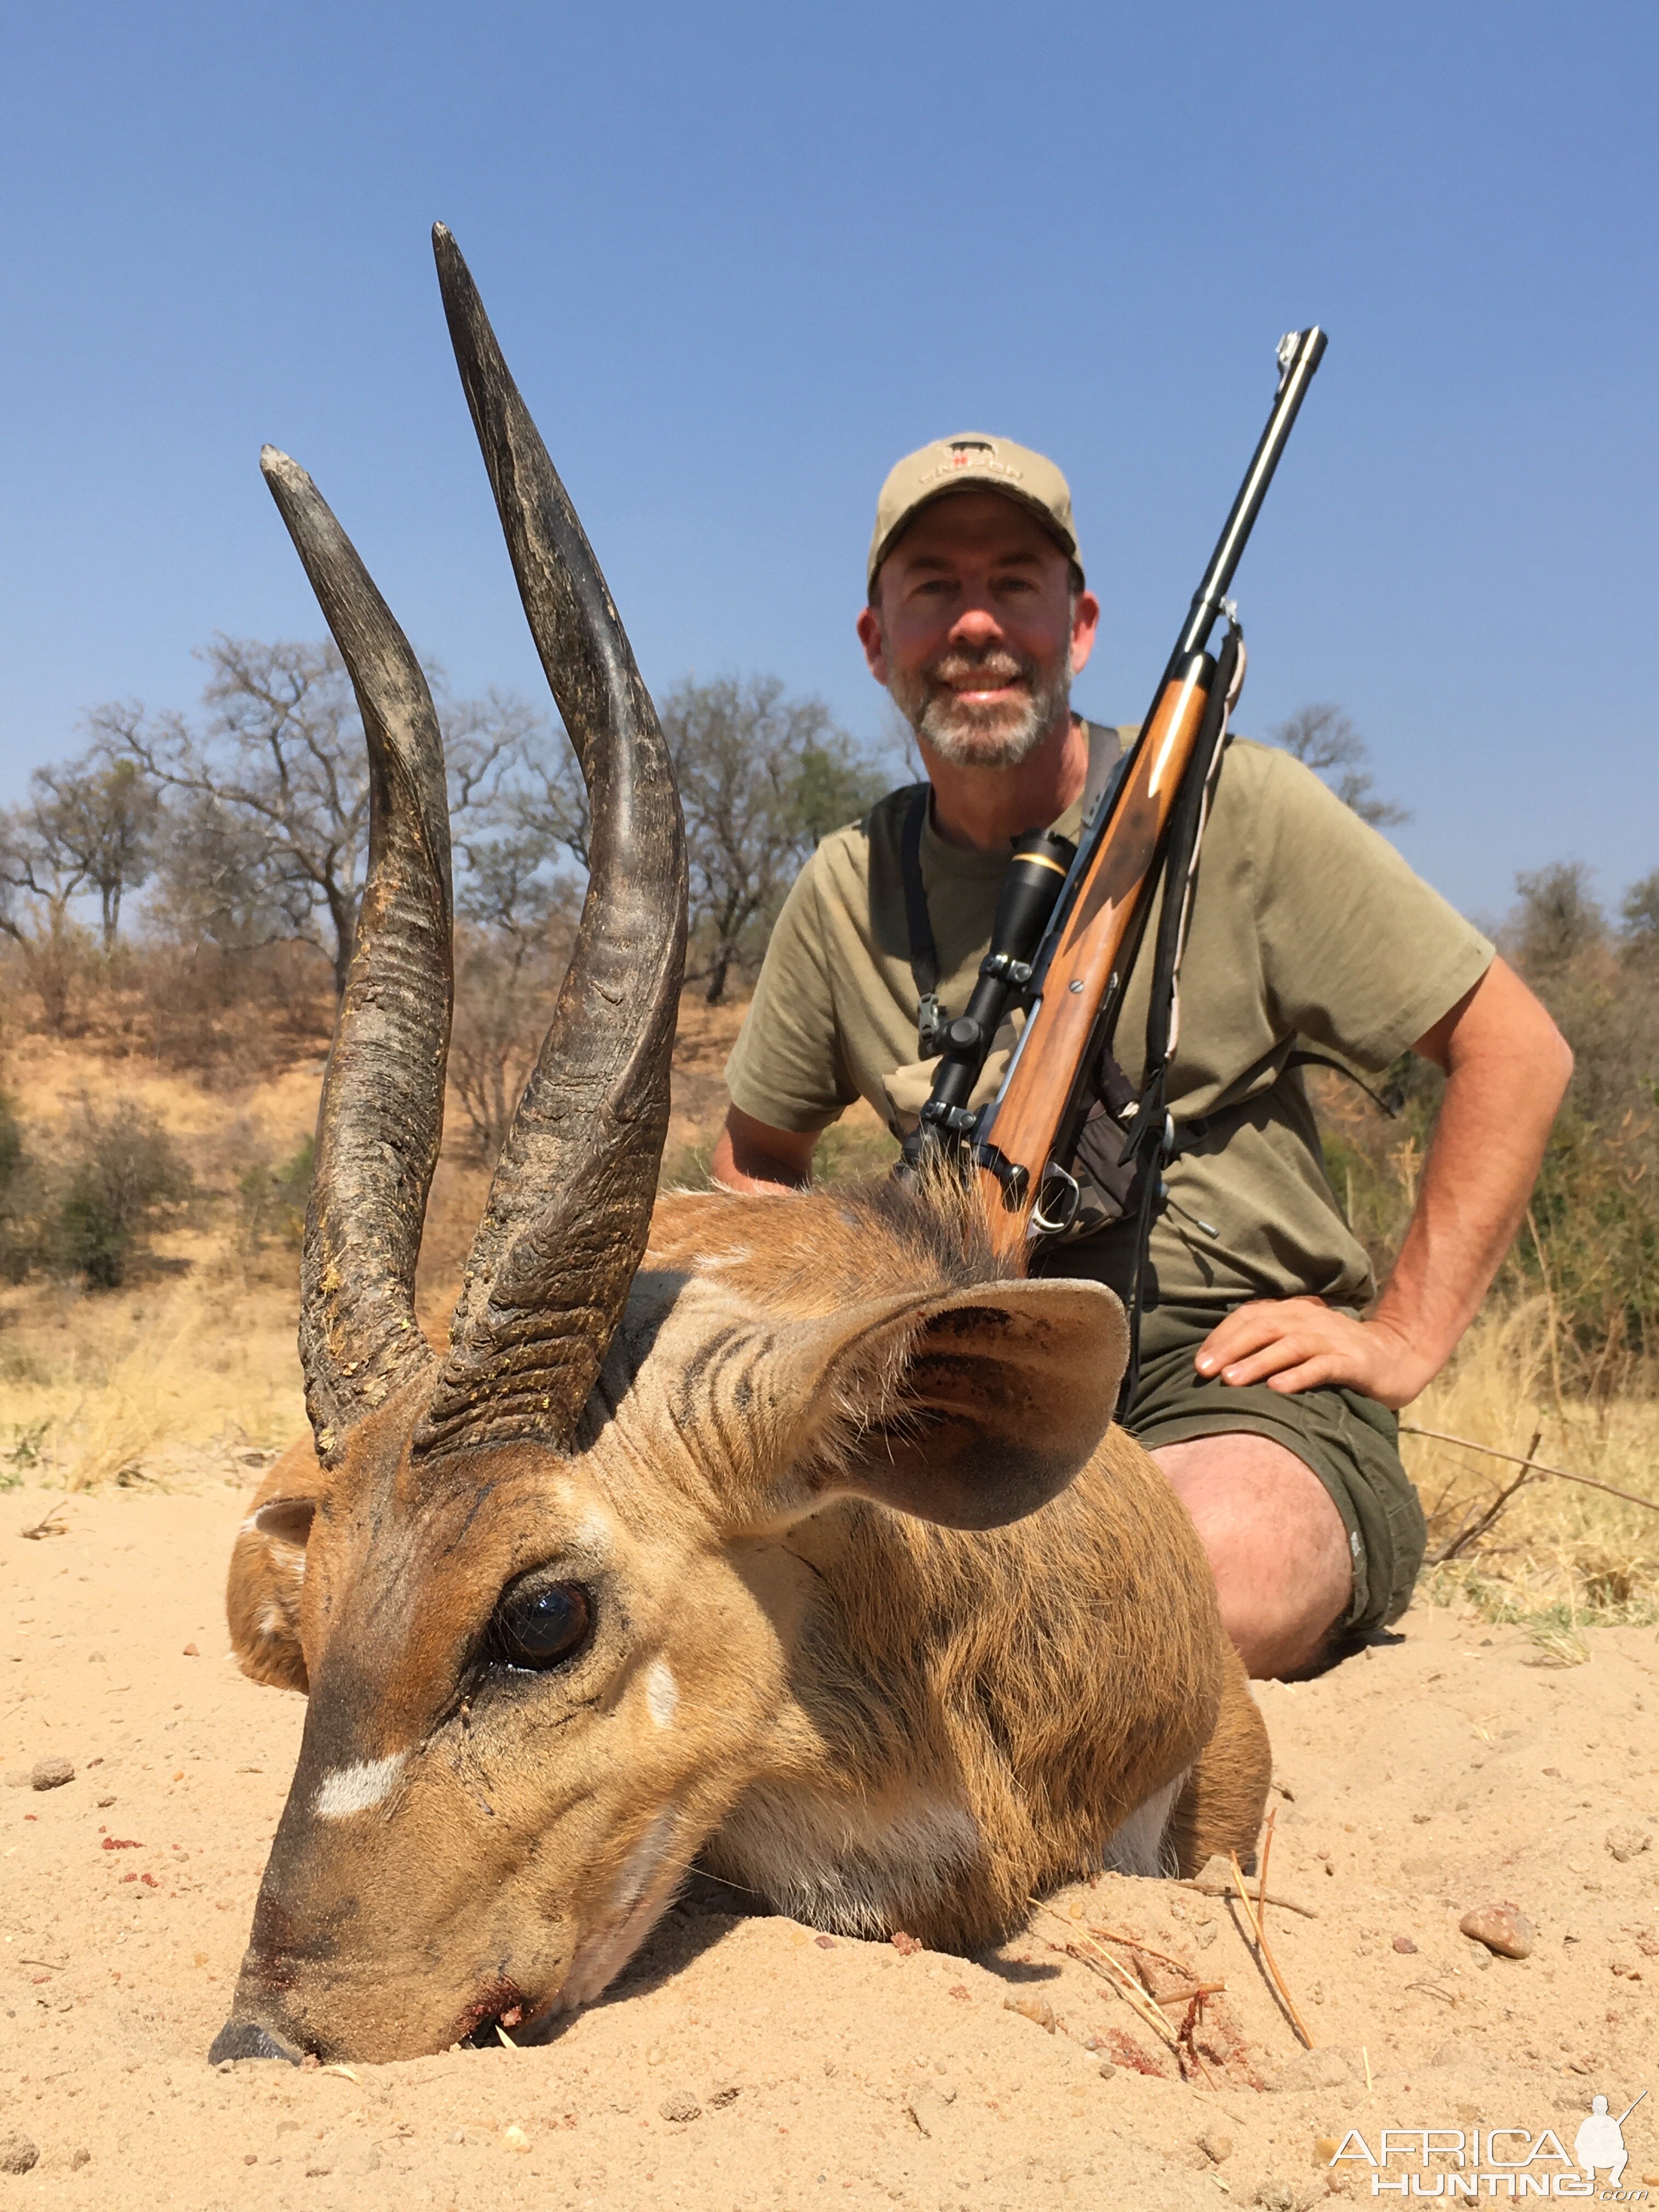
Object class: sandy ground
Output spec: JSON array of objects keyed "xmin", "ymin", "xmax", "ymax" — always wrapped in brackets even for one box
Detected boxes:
[{"xmin": 3, "ymin": 1476, "xmax": 1657, "ymax": 2212}]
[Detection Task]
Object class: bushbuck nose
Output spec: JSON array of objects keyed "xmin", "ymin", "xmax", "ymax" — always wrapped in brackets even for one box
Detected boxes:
[{"xmin": 207, "ymin": 2017, "xmax": 304, "ymax": 2066}]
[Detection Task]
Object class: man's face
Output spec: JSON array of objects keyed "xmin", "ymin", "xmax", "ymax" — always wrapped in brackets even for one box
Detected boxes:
[{"xmin": 857, "ymin": 491, "xmax": 1099, "ymax": 769}]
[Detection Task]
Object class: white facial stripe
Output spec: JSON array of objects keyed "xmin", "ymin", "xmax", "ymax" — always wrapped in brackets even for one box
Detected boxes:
[
  {"xmin": 313, "ymin": 1751, "xmax": 407, "ymax": 1820},
  {"xmin": 645, "ymin": 1659, "xmax": 679, "ymax": 1731}
]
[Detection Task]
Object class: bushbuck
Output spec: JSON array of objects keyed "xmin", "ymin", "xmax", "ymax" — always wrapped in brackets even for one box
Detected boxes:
[{"xmin": 211, "ymin": 225, "xmax": 1269, "ymax": 2068}]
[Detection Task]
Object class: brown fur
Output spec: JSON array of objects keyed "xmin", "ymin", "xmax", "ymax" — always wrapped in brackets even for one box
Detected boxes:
[{"xmin": 222, "ymin": 1177, "xmax": 1268, "ymax": 2062}]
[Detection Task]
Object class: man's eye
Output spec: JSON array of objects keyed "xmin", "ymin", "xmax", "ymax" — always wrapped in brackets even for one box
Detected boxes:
[{"xmin": 489, "ymin": 1578, "xmax": 594, "ymax": 1671}]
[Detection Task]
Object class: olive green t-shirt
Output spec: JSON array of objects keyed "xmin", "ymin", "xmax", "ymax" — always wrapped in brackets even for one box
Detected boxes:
[{"xmin": 724, "ymin": 733, "xmax": 1493, "ymax": 1319}]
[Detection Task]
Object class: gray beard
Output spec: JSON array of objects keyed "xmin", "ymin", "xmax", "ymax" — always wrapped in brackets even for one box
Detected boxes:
[{"xmin": 889, "ymin": 643, "xmax": 1073, "ymax": 769}]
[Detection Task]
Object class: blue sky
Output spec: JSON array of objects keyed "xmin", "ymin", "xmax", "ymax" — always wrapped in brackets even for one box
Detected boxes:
[{"xmin": 2, "ymin": 1, "xmax": 1654, "ymax": 922}]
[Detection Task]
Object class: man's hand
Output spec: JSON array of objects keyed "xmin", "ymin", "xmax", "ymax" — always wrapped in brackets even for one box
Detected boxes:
[
  {"xmin": 1194, "ymin": 957, "xmax": 1571, "ymax": 1412},
  {"xmin": 1194, "ymin": 1297, "xmax": 1435, "ymax": 1409}
]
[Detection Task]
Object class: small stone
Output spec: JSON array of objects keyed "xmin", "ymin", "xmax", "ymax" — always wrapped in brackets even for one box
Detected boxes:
[
  {"xmin": 890, "ymin": 1930, "xmax": 923, "ymax": 1956},
  {"xmin": 1003, "ymin": 1993, "xmax": 1056, "ymax": 2032},
  {"xmin": 500, "ymin": 2126, "xmax": 531, "ymax": 2154},
  {"xmin": 0, "ymin": 2136, "xmax": 39, "ymax": 2175},
  {"xmin": 97, "ymin": 1796, "xmax": 116, "ymax": 1808},
  {"xmin": 1314, "ymin": 2136, "xmax": 1340, "ymax": 2165},
  {"xmin": 70, "ymin": 2148, "xmax": 90, "ymax": 2171},
  {"xmin": 182, "ymin": 1643, "xmax": 199, "ymax": 1657},
  {"xmin": 244, "ymin": 2154, "xmax": 257, "ymax": 2166},
  {"xmin": 1606, "ymin": 1825, "xmax": 1651, "ymax": 1863},
  {"xmin": 706, "ymin": 2085, "xmax": 741, "ymax": 2110},
  {"xmin": 1199, "ymin": 2130, "xmax": 1234, "ymax": 2163},
  {"xmin": 31, "ymin": 1756, "xmax": 75, "ymax": 1791},
  {"xmin": 1459, "ymin": 1902, "xmax": 1536, "ymax": 1959},
  {"xmin": 659, "ymin": 2090, "xmax": 701, "ymax": 2124},
  {"xmin": 1194, "ymin": 1920, "xmax": 1218, "ymax": 1949},
  {"xmin": 1391, "ymin": 1935, "xmax": 1418, "ymax": 1954},
  {"xmin": 1098, "ymin": 2059, "xmax": 1118, "ymax": 2079},
  {"xmin": 1255, "ymin": 2182, "xmax": 1296, "ymax": 2211}
]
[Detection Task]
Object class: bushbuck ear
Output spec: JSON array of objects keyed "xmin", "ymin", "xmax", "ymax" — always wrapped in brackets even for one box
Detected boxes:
[
  {"xmin": 792, "ymin": 1277, "xmax": 1126, "ymax": 1531},
  {"xmin": 253, "ymin": 1497, "xmax": 316, "ymax": 1547},
  {"xmin": 227, "ymin": 1496, "xmax": 316, "ymax": 1695}
]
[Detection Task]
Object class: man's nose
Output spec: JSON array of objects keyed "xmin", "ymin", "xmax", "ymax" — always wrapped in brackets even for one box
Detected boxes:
[{"xmin": 947, "ymin": 602, "xmax": 1005, "ymax": 649}]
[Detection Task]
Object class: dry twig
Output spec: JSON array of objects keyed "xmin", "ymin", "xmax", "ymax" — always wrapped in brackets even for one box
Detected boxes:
[
  {"xmin": 1035, "ymin": 1914, "xmax": 1181, "ymax": 2051},
  {"xmin": 1427, "ymin": 1427, "xmax": 1541, "ymax": 1564},
  {"xmin": 1402, "ymin": 1424, "xmax": 1659, "ymax": 1515},
  {"xmin": 1228, "ymin": 1835, "xmax": 1316, "ymax": 2050},
  {"xmin": 1173, "ymin": 1870, "xmax": 1319, "ymax": 1920}
]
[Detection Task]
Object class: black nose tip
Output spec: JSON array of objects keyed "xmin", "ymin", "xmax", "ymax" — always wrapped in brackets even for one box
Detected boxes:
[{"xmin": 208, "ymin": 2018, "xmax": 304, "ymax": 2066}]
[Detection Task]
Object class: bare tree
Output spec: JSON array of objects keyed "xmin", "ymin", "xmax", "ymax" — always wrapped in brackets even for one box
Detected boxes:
[
  {"xmin": 1268, "ymin": 703, "xmax": 1409, "ymax": 827},
  {"xmin": 97, "ymin": 639, "xmax": 535, "ymax": 1000},
  {"xmin": 662, "ymin": 674, "xmax": 887, "ymax": 1003},
  {"xmin": 1620, "ymin": 868, "xmax": 1659, "ymax": 962},
  {"xmin": 1512, "ymin": 860, "xmax": 1605, "ymax": 975},
  {"xmin": 0, "ymin": 755, "xmax": 130, "ymax": 1029},
  {"xmin": 24, "ymin": 752, "xmax": 160, "ymax": 950},
  {"xmin": 447, "ymin": 827, "xmax": 577, "ymax": 1159}
]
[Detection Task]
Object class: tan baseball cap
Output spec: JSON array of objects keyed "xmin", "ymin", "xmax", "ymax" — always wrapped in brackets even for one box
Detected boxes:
[{"xmin": 867, "ymin": 432, "xmax": 1081, "ymax": 591}]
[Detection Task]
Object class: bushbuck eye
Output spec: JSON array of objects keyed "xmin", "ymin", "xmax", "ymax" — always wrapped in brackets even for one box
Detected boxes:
[{"xmin": 490, "ymin": 1578, "xmax": 593, "ymax": 1672}]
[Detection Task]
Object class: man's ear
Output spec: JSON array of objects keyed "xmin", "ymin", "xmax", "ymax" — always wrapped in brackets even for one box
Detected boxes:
[{"xmin": 777, "ymin": 1277, "xmax": 1126, "ymax": 1531}]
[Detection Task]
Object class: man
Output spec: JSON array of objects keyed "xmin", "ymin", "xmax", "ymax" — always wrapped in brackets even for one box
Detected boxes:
[{"xmin": 713, "ymin": 433, "xmax": 1572, "ymax": 1679}]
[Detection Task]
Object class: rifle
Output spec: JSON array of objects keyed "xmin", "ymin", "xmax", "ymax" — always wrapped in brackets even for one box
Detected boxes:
[{"xmin": 899, "ymin": 328, "xmax": 1328, "ymax": 1285}]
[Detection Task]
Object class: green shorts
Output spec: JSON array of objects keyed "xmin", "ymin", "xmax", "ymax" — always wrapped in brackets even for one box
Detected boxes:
[{"xmin": 1121, "ymin": 1302, "xmax": 1426, "ymax": 1640}]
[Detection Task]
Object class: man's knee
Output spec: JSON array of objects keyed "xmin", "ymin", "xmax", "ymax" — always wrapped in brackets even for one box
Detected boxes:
[{"xmin": 1150, "ymin": 1432, "xmax": 1352, "ymax": 1680}]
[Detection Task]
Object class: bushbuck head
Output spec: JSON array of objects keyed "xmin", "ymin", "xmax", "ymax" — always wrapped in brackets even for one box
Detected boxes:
[{"xmin": 210, "ymin": 228, "xmax": 1125, "ymax": 2066}]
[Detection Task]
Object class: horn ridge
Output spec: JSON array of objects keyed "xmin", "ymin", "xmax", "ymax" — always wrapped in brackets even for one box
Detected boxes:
[
  {"xmin": 260, "ymin": 448, "xmax": 453, "ymax": 1462},
  {"xmin": 418, "ymin": 225, "xmax": 686, "ymax": 1454}
]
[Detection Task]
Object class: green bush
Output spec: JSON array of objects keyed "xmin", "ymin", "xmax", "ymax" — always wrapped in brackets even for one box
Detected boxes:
[{"xmin": 53, "ymin": 1098, "xmax": 191, "ymax": 1290}]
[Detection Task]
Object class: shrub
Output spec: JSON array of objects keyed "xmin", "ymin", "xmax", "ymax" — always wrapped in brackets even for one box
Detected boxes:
[
  {"xmin": 53, "ymin": 1098, "xmax": 191, "ymax": 1290},
  {"xmin": 233, "ymin": 1136, "xmax": 313, "ymax": 1261}
]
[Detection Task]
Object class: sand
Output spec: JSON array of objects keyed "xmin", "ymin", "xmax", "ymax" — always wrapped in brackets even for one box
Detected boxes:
[{"xmin": 3, "ymin": 1474, "xmax": 1657, "ymax": 2211}]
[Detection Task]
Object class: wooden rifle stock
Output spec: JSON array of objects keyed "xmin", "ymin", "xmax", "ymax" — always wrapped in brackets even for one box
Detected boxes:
[
  {"xmin": 973, "ymin": 659, "xmax": 1212, "ymax": 1255},
  {"xmin": 961, "ymin": 326, "xmax": 1329, "ymax": 1265}
]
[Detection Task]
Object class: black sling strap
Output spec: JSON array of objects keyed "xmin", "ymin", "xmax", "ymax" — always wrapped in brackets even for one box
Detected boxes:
[
  {"xmin": 898, "ymin": 724, "xmax": 1124, "ymax": 1061},
  {"xmin": 899, "ymin": 788, "xmax": 945, "ymax": 1057}
]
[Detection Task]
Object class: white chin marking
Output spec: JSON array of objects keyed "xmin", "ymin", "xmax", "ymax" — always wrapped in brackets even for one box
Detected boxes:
[
  {"xmin": 314, "ymin": 1751, "xmax": 407, "ymax": 1820},
  {"xmin": 560, "ymin": 1807, "xmax": 681, "ymax": 2011},
  {"xmin": 645, "ymin": 1659, "xmax": 679, "ymax": 1731}
]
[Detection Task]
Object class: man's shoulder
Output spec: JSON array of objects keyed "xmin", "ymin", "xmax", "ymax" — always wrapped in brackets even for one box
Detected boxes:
[{"xmin": 810, "ymin": 782, "xmax": 926, "ymax": 882}]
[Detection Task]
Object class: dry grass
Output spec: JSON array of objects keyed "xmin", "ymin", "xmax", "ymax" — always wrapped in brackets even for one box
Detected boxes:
[
  {"xmin": 0, "ymin": 1271, "xmax": 303, "ymax": 1494},
  {"xmin": 1404, "ymin": 1295, "xmax": 1659, "ymax": 1631}
]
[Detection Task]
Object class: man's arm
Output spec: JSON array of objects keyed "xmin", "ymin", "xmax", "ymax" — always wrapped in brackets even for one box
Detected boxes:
[
  {"xmin": 1193, "ymin": 955, "xmax": 1572, "ymax": 1408},
  {"xmin": 710, "ymin": 1105, "xmax": 820, "ymax": 1193}
]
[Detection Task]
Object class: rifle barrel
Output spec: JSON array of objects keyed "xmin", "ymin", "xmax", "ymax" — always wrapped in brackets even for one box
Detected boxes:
[{"xmin": 1173, "ymin": 326, "xmax": 1327, "ymax": 665}]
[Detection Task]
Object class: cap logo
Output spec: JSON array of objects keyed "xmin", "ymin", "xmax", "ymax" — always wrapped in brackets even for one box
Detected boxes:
[{"xmin": 926, "ymin": 438, "xmax": 1023, "ymax": 488}]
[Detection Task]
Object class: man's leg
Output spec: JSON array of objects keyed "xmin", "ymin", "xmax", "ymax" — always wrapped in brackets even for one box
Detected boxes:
[{"xmin": 1151, "ymin": 1434, "xmax": 1352, "ymax": 1679}]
